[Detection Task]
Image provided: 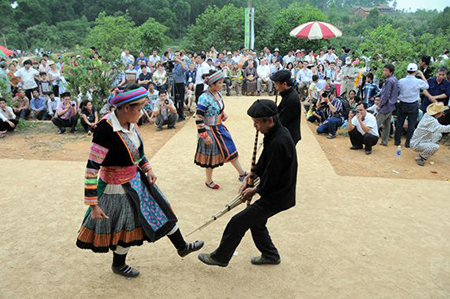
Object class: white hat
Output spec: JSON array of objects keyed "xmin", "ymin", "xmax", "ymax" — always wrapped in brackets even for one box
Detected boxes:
[
  {"xmin": 274, "ymin": 48, "xmax": 280, "ymax": 52},
  {"xmin": 407, "ymin": 63, "xmax": 418, "ymax": 72},
  {"xmin": 345, "ymin": 57, "xmax": 352, "ymax": 64}
]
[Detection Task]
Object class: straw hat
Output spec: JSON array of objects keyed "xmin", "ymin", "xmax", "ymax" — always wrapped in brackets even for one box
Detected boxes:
[{"xmin": 427, "ymin": 102, "xmax": 449, "ymax": 116}]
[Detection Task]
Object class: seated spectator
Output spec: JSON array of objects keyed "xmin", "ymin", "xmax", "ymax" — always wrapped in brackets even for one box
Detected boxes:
[
  {"xmin": 0, "ymin": 97, "xmax": 18, "ymax": 137},
  {"xmin": 230, "ymin": 63, "xmax": 243, "ymax": 96},
  {"xmin": 362, "ymin": 73, "xmax": 380, "ymax": 105},
  {"xmin": 30, "ymin": 90, "xmax": 48, "ymax": 120},
  {"xmin": 347, "ymin": 103, "xmax": 379, "ymax": 155},
  {"xmin": 297, "ymin": 61, "xmax": 313, "ymax": 91},
  {"xmin": 367, "ymin": 97, "xmax": 381, "ymax": 116},
  {"xmin": 256, "ymin": 58, "xmax": 273, "ymax": 95},
  {"xmin": 307, "ymin": 75, "xmax": 320, "ymax": 107},
  {"xmin": 47, "ymin": 91, "xmax": 61, "ymax": 119},
  {"xmin": 137, "ymin": 65, "xmax": 152, "ymax": 89},
  {"xmin": 153, "ymin": 90, "xmax": 177, "ymax": 131},
  {"xmin": 307, "ymin": 98, "xmax": 328, "ymax": 125},
  {"xmin": 152, "ymin": 62, "xmax": 167, "ymax": 91},
  {"xmin": 316, "ymin": 91, "xmax": 344, "ymax": 139},
  {"xmin": 12, "ymin": 89, "xmax": 30, "ymax": 119},
  {"xmin": 135, "ymin": 51, "xmax": 148, "ymax": 67},
  {"xmin": 80, "ymin": 100, "xmax": 99, "ymax": 136},
  {"xmin": 51, "ymin": 92, "xmax": 79, "ymax": 134},
  {"xmin": 243, "ymin": 61, "xmax": 258, "ymax": 96},
  {"xmin": 186, "ymin": 63, "xmax": 196, "ymax": 87},
  {"xmin": 125, "ymin": 63, "xmax": 138, "ymax": 87},
  {"xmin": 411, "ymin": 102, "xmax": 450, "ymax": 166}
]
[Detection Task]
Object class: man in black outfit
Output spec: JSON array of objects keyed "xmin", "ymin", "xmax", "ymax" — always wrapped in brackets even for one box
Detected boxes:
[
  {"xmin": 198, "ymin": 99, "xmax": 298, "ymax": 267},
  {"xmin": 270, "ymin": 70, "xmax": 301, "ymax": 144}
]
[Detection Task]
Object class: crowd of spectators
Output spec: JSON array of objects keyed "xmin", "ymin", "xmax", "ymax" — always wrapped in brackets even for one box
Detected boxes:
[{"xmin": 0, "ymin": 45, "xmax": 449, "ymax": 166}]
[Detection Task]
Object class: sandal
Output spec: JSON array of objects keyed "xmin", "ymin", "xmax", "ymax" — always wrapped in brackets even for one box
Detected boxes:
[
  {"xmin": 415, "ymin": 155, "xmax": 425, "ymax": 167},
  {"xmin": 238, "ymin": 171, "xmax": 249, "ymax": 182},
  {"xmin": 205, "ymin": 181, "xmax": 220, "ymax": 190}
]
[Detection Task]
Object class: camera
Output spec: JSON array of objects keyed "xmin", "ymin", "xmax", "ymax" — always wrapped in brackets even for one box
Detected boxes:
[
  {"xmin": 71, "ymin": 103, "xmax": 76, "ymax": 107},
  {"xmin": 163, "ymin": 60, "xmax": 175, "ymax": 73},
  {"xmin": 164, "ymin": 100, "xmax": 169, "ymax": 105}
]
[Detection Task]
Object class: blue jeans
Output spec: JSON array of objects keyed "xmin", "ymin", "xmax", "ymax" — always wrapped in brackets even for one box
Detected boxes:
[{"xmin": 317, "ymin": 117, "xmax": 343, "ymax": 136}]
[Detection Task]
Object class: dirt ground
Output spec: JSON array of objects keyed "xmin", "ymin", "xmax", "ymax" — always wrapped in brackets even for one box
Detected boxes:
[{"xmin": 1, "ymin": 96, "xmax": 450, "ymax": 299}]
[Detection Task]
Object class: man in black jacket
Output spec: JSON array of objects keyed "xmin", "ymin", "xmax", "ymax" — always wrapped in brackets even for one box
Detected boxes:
[
  {"xmin": 198, "ymin": 99, "xmax": 298, "ymax": 267},
  {"xmin": 271, "ymin": 70, "xmax": 301, "ymax": 144}
]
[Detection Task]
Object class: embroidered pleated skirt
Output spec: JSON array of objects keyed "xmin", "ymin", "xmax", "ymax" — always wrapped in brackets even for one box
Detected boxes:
[
  {"xmin": 194, "ymin": 123, "xmax": 239, "ymax": 169},
  {"xmin": 76, "ymin": 170, "xmax": 177, "ymax": 253}
]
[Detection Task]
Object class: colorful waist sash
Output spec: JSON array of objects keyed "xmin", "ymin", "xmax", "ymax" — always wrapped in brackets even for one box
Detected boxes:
[
  {"xmin": 100, "ymin": 165, "xmax": 138, "ymax": 185},
  {"xmin": 204, "ymin": 113, "xmax": 223, "ymax": 127}
]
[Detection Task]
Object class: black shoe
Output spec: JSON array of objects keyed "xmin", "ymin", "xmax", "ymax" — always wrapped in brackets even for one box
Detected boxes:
[
  {"xmin": 394, "ymin": 141, "xmax": 400, "ymax": 146},
  {"xmin": 327, "ymin": 134, "xmax": 336, "ymax": 139},
  {"xmin": 251, "ymin": 256, "xmax": 281, "ymax": 265},
  {"xmin": 405, "ymin": 142, "xmax": 410, "ymax": 148},
  {"xmin": 177, "ymin": 117, "xmax": 185, "ymax": 123},
  {"xmin": 178, "ymin": 240, "xmax": 204, "ymax": 257},
  {"xmin": 70, "ymin": 129, "xmax": 76, "ymax": 134},
  {"xmin": 58, "ymin": 129, "xmax": 66, "ymax": 134},
  {"xmin": 365, "ymin": 150, "xmax": 372, "ymax": 155},
  {"xmin": 198, "ymin": 253, "xmax": 228, "ymax": 267},
  {"xmin": 350, "ymin": 146, "xmax": 363, "ymax": 150},
  {"xmin": 111, "ymin": 264, "xmax": 140, "ymax": 278},
  {"xmin": 380, "ymin": 142, "xmax": 388, "ymax": 146}
]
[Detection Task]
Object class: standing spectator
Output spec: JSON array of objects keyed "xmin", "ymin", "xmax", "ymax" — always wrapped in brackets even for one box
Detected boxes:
[
  {"xmin": 194, "ymin": 53, "xmax": 211, "ymax": 103},
  {"xmin": 137, "ymin": 65, "xmax": 152, "ymax": 89},
  {"xmin": 7, "ymin": 64, "xmax": 20, "ymax": 95},
  {"xmin": 324, "ymin": 47, "xmax": 338, "ymax": 64},
  {"xmin": 362, "ymin": 73, "xmax": 380, "ymax": 105},
  {"xmin": 149, "ymin": 50, "xmax": 161, "ymax": 67},
  {"xmin": 47, "ymin": 91, "xmax": 60, "ymax": 118},
  {"xmin": 0, "ymin": 97, "xmax": 18, "ymax": 135},
  {"xmin": 419, "ymin": 55, "xmax": 433, "ymax": 79},
  {"xmin": 14, "ymin": 60, "xmax": 39, "ymax": 100},
  {"xmin": 38, "ymin": 58, "xmax": 50, "ymax": 74},
  {"xmin": 173, "ymin": 51, "xmax": 187, "ymax": 121},
  {"xmin": 316, "ymin": 91, "xmax": 343, "ymax": 139},
  {"xmin": 51, "ymin": 92, "xmax": 79, "ymax": 134},
  {"xmin": 317, "ymin": 49, "xmax": 326, "ymax": 65},
  {"xmin": 326, "ymin": 62, "xmax": 337, "ymax": 83},
  {"xmin": 12, "ymin": 89, "xmax": 30, "ymax": 119},
  {"xmin": 395, "ymin": 64, "xmax": 429, "ymax": 148},
  {"xmin": 48, "ymin": 61, "xmax": 61, "ymax": 97},
  {"xmin": 340, "ymin": 57, "xmax": 357, "ymax": 97},
  {"xmin": 376, "ymin": 64, "xmax": 398, "ymax": 146},
  {"xmin": 38, "ymin": 72, "xmax": 52, "ymax": 98},
  {"xmin": 256, "ymin": 58, "xmax": 272, "ymax": 95},
  {"xmin": 220, "ymin": 61, "xmax": 232, "ymax": 96},
  {"xmin": 421, "ymin": 67, "xmax": 450, "ymax": 114},
  {"xmin": 30, "ymin": 90, "xmax": 48, "ymax": 120},
  {"xmin": 411, "ymin": 102, "xmax": 450, "ymax": 166},
  {"xmin": 80, "ymin": 100, "xmax": 99, "ymax": 136},
  {"xmin": 153, "ymin": 90, "xmax": 177, "ymax": 131},
  {"xmin": 135, "ymin": 52, "xmax": 148, "ymax": 66},
  {"xmin": 347, "ymin": 103, "xmax": 379, "ymax": 155}
]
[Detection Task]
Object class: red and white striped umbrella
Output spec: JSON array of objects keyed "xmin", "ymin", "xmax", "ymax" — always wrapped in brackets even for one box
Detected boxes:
[{"xmin": 290, "ymin": 21, "xmax": 342, "ymax": 40}]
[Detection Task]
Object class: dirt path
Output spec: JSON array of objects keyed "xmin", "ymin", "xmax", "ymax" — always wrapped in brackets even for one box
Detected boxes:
[{"xmin": 1, "ymin": 96, "xmax": 449, "ymax": 298}]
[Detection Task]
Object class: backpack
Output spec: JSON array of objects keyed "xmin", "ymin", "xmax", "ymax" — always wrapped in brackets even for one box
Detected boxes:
[{"xmin": 339, "ymin": 96, "xmax": 351, "ymax": 120}]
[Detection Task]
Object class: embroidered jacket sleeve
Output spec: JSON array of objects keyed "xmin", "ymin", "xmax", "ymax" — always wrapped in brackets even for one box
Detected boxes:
[
  {"xmin": 195, "ymin": 94, "xmax": 209, "ymax": 139},
  {"xmin": 139, "ymin": 155, "xmax": 152, "ymax": 173},
  {"xmin": 84, "ymin": 127, "xmax": 110, "ymax": 205}
]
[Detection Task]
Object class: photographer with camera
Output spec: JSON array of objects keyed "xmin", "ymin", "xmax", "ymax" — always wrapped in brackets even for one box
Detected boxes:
[
  {"xmin": 173, "ymin": 51, "xmax": 187, "ymax": 121},
  {"xmin": 51, "ymin": 91, "xmax": 79, "ymax": 134},
  {"xmin": 316, "ymin": 91, "xmax": 343, "ymax": 139},
  {"xmin": 348, "ymin": 103, "xmax": 379, "ymax": 155},
  {"xmin": 153, "ymin": 90, "xmax": 177, "ymax": 131}
]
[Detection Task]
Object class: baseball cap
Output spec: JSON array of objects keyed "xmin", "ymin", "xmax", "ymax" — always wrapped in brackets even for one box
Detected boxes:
[{"xmin": 407, "ymin": 63, "xmax": 418, "ymax": 72}]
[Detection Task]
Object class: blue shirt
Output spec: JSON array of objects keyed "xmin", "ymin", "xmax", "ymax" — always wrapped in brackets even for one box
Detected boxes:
[
  {"xmin": 398, "ymin": 75, "xmax": 429, "ymax": 103},
  {"xmin": 30, "ymin": 97, "xmax": 46, "ymax": 111},
  {"xmin": 379, "ymin": 75, "xmax": 398, "ymax": 114},
  {"xmin": 173, "ymin": 62, "xmax": 187, "ymax": 84},
  {"xmin": 420, "ymin": 77, "xmax": 450, "ymax": 112},
  {"xmin": 135, "ymin": 57, "xmax": 148, "ymax": 66},
  {"xmin": 186, "ymin": 69, "xmax": 196, "ymax": 84}
]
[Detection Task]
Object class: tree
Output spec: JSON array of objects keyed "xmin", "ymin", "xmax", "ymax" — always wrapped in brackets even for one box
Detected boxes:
[
  {"xmin": 182, "ymin": 4, "xmax": 245, "ymax": 52},
  {"xmin": 133, "ymin": 18, "xmax": 170, "ymax": 54},
  {"xmin": 86, "ymin": 13, "xmax": 135, "ymax": 61},
  {"xmin": 359, "ymin": 24, "xmax": 415, "ymax": 78},
  {"xmin": 267, "ymin": 2, "xmax": 328, "ymax": 53},
  {"xmin": 432, "ymin": 6, "xmax": 450, "ymax": 33}
]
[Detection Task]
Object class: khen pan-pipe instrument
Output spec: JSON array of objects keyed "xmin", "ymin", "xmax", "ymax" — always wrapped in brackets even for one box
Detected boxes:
[{"xmin": 186, "ymin": 130, "xmax": 261, "ymax": 237}]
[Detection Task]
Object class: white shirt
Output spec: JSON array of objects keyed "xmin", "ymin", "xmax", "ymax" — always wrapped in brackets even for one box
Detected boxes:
[
  {"xmin": 297, "ymin": 68, "xmax": 313, "ymax": 82},
  {"xmin": 283, "ymin": 55, "xmax": 295, "ymax": 64},
  {"xmin": 324, "ymin": 53, "xmax": 337, "ymax": 63},
  {"xmin": 257, "ymin": 65, "xmax": 271, "ymax": 81},
  {"xmin": 398, "ymin": 75, "xmax": 429, "ymax": 103},
  {"xmin": 110, "ymin": 111, "xmax": 141, "ymax": 148},
  {"xmin": 195, "ymin": 62, "xmax": 211, "ymax": 85},
  {"xmin": 0, "ymin": 106, "xmax": 16, "ymax": 121},
  {"xmin": 48, "ymin": 69, "xmax": 61, "ymax": 85},
  {"xmin": 304, "ymin": 55, "xmax": 315, "ymax": 64},
  {"xmin": 14, "ymin": 67, "xmax": 39, "ymax": 89},
  {"xmin": 232, "ymin": 55, "xmax": 241, "ymax": 64},
  {"xmin": 351, "ymin": 113, "xmax": 379, "ymax": 137},
  {"xmin": 47, "ymin": 97, "xmax": 61, "ymax": 115},
  {"xmin": 149, "ymin": 55, "xmax": 161, "ymax": 66}
]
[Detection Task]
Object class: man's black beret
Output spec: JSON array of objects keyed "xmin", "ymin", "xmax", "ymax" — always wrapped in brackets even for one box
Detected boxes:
[
  {"xmin": 247, "ymin": 99, "xmax": 278, "ymax": 118},
  {"xmin": 270, "ymin": 70, "xmax": 291, "ymax": 83}
]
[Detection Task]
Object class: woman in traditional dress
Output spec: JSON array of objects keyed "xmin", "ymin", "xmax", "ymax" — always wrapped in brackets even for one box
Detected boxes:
[
  {"xmin": 194, "ymin": 70, "xmax": 248, "ymax": 190},
  {"xmin": 76, "ymin": 85, "xmax": 204, "ymax": 278}
]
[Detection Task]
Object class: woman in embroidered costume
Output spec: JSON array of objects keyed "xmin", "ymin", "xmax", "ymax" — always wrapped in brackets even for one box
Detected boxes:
[
  {"xmin": 194, "ymin": 70, "xmax": 248, "ymax": 190},
  {"xmin": 76, "ymin": 85, "xmax": 204, "ymax": 278}
]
